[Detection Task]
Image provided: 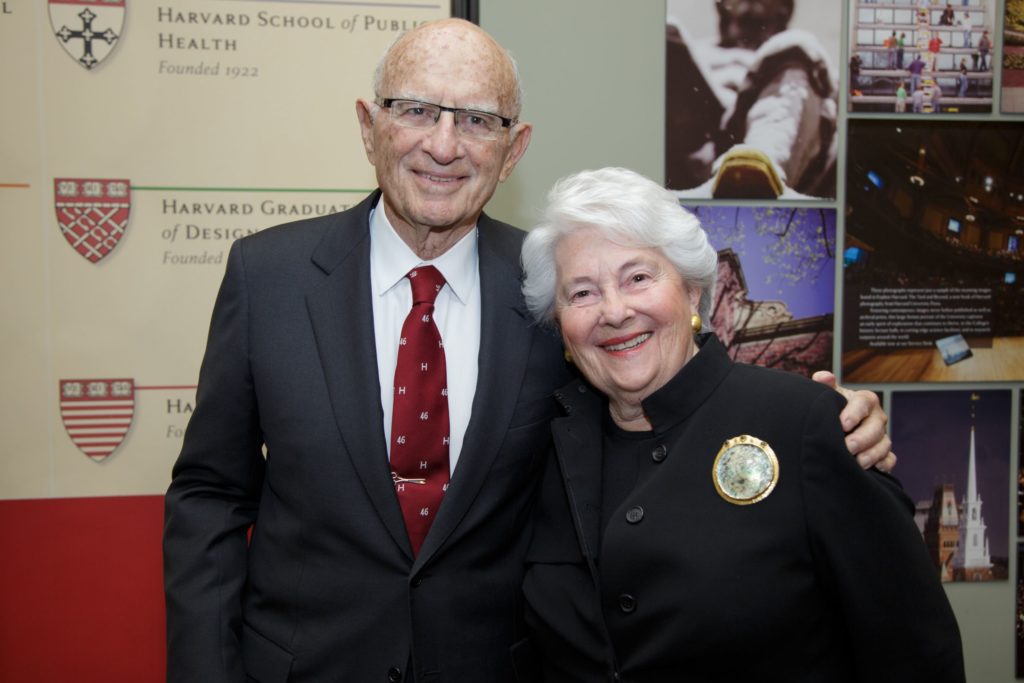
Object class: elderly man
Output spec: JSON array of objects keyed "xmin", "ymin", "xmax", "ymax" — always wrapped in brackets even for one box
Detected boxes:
[{"xmin": 163, "ymin": 18, "xmax": 892, "ymax": 683}]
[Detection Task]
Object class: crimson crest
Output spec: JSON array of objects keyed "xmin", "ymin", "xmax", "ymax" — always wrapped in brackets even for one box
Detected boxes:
[
  {"xmin": 59, "ymin": 378, "xmax": 135, "ymax": 461},
  {"xmin": 54, "ymin": 178, "xmax": 131, "ymax": 263},
  {"xmin": 49, "ymin": 0, "xmax": 126, "ymax": 70}
]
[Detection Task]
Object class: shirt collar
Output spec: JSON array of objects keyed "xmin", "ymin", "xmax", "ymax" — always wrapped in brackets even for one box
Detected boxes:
[{"xmin": 369, "ymin": 199, "xmax": 478, "ymax": 305}]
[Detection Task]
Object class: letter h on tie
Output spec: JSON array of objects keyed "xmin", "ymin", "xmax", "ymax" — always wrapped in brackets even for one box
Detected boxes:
[{"xmin": 390, "ymin": 265, "xmax": 450, "ymax": 555}]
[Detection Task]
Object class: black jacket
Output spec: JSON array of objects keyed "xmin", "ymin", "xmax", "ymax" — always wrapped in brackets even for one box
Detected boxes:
[
  {"xmin": 164, "ymin": 192, "xmax": 570, "ymax": 682},
  {"xmin": 523, "ymin": 334, "xmax": 964, "ymax": 683}
]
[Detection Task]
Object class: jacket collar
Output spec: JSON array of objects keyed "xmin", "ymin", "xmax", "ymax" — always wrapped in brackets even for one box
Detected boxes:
[
  {"xmin": 413, "ymin": 214, "xmax": 539, "ymax": 570},
  {"xmin": 306, "ymin": 192, "xmax": 414, "ymax": 556},
  {"xmin": 641, "ymin": 333, "xmax": 732, "ymax": 436},
  {"xmin": 306, "ymin": 194, "xmax": 559, "ymax": 567},
  {"xmin": 548, "ymin": 333, "xmax": 733, "ymax": 558}
]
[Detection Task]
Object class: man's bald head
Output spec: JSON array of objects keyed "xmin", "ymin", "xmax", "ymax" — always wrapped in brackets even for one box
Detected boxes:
[
  {"xmin": 355, "ymin": 17, "xmax": 533, "ymax": 257},
  {"xmin": 372, "ymin": 18, "xmax": 523, "ymax": 118}
]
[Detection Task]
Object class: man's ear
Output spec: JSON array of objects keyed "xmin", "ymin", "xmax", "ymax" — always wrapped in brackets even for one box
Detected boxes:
[
  {"xmin": 498, "ymin": 122, "xmax": 533, "ymax": 182},
  {"xmin": 356, "ymin": 99, "xmax": 377, "ymax": 165}
]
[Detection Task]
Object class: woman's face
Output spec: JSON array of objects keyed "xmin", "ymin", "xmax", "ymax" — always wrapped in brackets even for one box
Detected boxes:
[{"xmin": 554, "ymin": 228, "xmax": 700, "ymax": 406}]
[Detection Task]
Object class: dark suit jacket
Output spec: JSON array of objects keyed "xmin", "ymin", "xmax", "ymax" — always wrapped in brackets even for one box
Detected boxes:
[
  {"xmin": 523, "ymin": 335, "xmax": 964, "ymax": 683},
  {"xmin": 163, "ymin": 192, "xmax": 569, "ymax": 683}
]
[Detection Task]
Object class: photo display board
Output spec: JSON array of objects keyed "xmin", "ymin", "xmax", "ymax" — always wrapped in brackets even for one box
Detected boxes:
[{"xmin": 667, "ymin": 1, "xmax": 1021, "ymax": 678}]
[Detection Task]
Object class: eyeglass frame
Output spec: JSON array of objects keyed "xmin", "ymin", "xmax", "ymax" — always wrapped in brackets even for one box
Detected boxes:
[{"xmin": 374, "ymin": 97, "xmax": 518, "ymax": 138}]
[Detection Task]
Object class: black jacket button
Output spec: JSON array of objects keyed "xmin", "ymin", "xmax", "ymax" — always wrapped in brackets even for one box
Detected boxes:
[
  {"xmin": 618, "ymin": 594, "xmax": 636, "ymax": 613},
  {"xmin": 625, "ymin": 506, "xmax": 644, "ymax": 524},
  {"xmin": 651, "ymin": 444, "xmax": 668, "ymax": 462},
  {"xmin": 387, "ymin": 667, "xmax": 403, "ymax": 682}
]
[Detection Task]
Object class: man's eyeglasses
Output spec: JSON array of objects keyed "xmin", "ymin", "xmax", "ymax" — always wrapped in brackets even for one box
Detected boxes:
[{"xmin": 375, "ymin": 98, "xmax": 517, "ymax": 141}]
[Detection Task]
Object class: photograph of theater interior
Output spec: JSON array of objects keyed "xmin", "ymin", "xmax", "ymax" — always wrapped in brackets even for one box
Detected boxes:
[{"xmin": 842, "ymin": 120, "xmax": 1024, "ymax": 382}]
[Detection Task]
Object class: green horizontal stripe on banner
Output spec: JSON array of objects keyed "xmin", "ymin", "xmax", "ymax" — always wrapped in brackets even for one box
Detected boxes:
[
  {"xmin": 135, "ymin": 385, "xmax": 198, "ymax": 391},
  {"xmin": 132, "ymin": 186, "xmax": 373, "ymax": 194}
]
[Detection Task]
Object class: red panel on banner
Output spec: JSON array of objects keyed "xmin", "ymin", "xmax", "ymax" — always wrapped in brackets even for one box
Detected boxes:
[{"xmin": 0, "ymin": 496, "xmax": 165, "ymax": 683}]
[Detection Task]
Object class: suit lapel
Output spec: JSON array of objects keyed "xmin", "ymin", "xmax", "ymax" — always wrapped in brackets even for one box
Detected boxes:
[
  {"xmin": 306, "ymin": 191, "xmax": 413, "ymax": 559},
  {"xmin": 414, "ymin": 216, "xmax": 536, "ymax": 568},
  {"xmin": 550, "ymin": 388, "xmax": 604, "ymax": 559}
]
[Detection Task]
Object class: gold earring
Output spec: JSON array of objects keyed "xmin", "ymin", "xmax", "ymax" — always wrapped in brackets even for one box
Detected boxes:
[
  {"xmin": 564, "ymin": 349, "xmax": 573, "ymax": 364},
  {"xmin": 691, "ymin": 314, "xmax": 702, "ymax": 333}
]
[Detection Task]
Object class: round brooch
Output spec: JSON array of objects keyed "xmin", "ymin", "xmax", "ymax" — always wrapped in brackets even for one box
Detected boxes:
[{"xmin": 712, "ymin": 434, "xmax": 779, "ymax": 505}]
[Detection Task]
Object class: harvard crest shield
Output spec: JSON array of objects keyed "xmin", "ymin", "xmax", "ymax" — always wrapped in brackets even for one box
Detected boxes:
[
  {"xmin": 59, "ymin": 379, "xmax": 135, "ymax": 461},
  {"xmin": 49, "ymin": 0, "xmax": 126, "ymax": 70},
  {"xmin": 54, "ymin": 178, "xmax": 131, "ymax": 263}
]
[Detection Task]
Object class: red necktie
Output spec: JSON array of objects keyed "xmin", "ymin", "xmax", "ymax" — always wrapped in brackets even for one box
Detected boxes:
[{"xmin": 390, "ymin": 265, "xmax": 450, "ymax": 556}]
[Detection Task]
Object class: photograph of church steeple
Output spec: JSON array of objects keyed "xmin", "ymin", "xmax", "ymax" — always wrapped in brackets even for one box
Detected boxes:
[{"xmin": 891, "ymin": 389, "xmax": 1010, "ymax": 582}]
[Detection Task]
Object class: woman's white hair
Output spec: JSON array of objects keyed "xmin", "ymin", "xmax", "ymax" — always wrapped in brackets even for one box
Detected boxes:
[{"xmin": 521, "ymin": 167, "xmax": 718, "ymax": 328}]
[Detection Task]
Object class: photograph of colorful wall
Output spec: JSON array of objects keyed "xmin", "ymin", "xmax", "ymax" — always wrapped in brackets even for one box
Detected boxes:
[{"xmin": 849, "ymin": 0, "xmax": 995, "ymax": 114}]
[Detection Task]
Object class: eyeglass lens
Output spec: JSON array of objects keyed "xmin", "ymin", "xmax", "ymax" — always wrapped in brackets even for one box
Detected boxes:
[{"xmin": 388, "ymin": 100, "xmax": 505, "ymax": 138}]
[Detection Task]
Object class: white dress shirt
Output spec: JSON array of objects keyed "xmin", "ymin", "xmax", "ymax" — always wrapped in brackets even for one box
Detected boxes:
[{"xmin": 369, "ymin": 203, "xmax": 481, "ymax": 474}]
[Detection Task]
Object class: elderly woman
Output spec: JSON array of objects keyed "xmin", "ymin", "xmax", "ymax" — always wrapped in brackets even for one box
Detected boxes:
[{"xmin": 519, "ymin": 168, "xmax": 964, "ymax": 682}]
